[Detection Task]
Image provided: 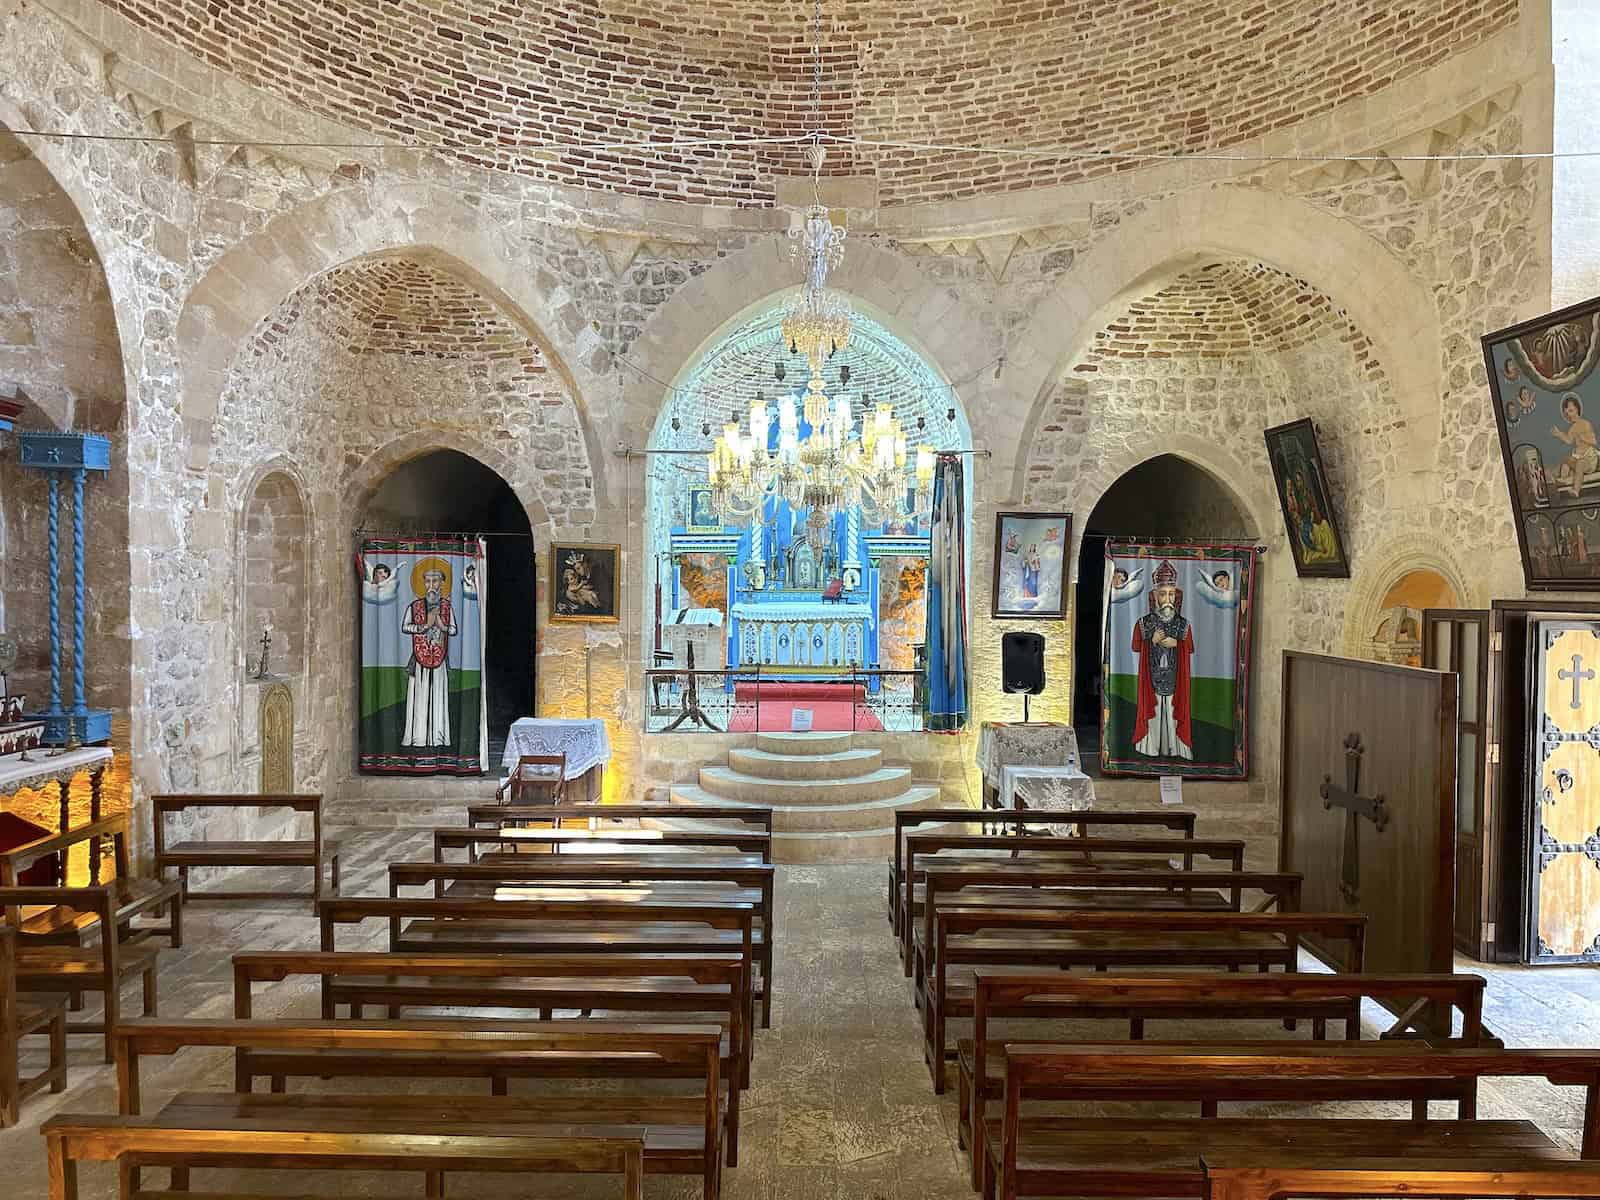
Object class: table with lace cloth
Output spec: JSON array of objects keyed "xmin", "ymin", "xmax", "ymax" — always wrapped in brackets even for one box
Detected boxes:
[
  {"xmin": 999, "ymin": 764, "xmax": 1097, "ymax": 833},
  {"xmin": 976, "ymin": 721, "xmax": 1081, "ymax": 808},
  {"xmin": 501, "ymin": 718, "xmax": 612, "ymax": 803}
]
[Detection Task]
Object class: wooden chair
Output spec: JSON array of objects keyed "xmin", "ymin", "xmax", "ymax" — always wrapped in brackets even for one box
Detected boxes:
[
  {"xmin": 0, "ymin": 884, "xmax": 158, "ymax": 1063},
  {"xmin": 1202, "ymin": 1155, "xmax": 1600, "ymax": 1200},
  {"xmin": 493, "ymin": 753, "xmax": 567, "ymax": 806},
  {"xmin": 43, "ymin": 1115, "xmax": 648, "ymax": 1200},
  {"xmin": 152, "ymin": 794, "xmax": 338, "ymax": 912},
  {"xmin": 1, "ymin": 925, "xmax": 66, "ymax": 1127}
]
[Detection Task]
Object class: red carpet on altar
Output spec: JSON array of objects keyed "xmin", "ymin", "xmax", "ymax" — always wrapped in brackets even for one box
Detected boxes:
[{"xmin": 727, "ymin": 681, "xmax": 885, "ymax": 733}]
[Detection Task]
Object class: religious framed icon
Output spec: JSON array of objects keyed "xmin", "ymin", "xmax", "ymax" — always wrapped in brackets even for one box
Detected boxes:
[
  {"xmin": 1264, "ymin": 418, "xmax": 1349, "ymax": 578},
  {"xmin": 550, "ymin": 542, "xmax": 620, "ymax": 623},
  {"xmin": 991, "ymin": 511, "xmax": 1072, "ymax": 619},
  {"xmin": 686, "ymin": 487, "xmax": 721, "ymax": 533},
  {"xmin": 1483, "ymin": 295, "xmax": 1600, "ymax": 589}
]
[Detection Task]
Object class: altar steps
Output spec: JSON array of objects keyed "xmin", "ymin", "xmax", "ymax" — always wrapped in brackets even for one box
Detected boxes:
[{"xmin": 668, "ymin": 731, "xmax": 940, "ymax": 863}]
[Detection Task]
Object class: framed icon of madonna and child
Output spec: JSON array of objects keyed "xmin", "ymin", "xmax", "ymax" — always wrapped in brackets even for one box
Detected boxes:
[
  {"xmin": 1264, "ymin": 418, "xmax": 1350, "ymax": 579},
  {"xmin": 1484, "ymin": 295, "xmax": 1600, "ymax": 588},
  {"xmin": 991, "ymin": 511, "xmax": 1072, "ymax": 619}
]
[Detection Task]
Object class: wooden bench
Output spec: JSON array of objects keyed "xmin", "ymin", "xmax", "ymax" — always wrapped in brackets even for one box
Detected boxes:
[
  {"xmin": 1202, "ymin": 1155, "xmax": 1600, "ymax": 1200},
  {"xmin": 434, "ymin": 825, "xmax": 773, "ymax": 863},
  {"xmin": 924, "ymin": 910, "xmax": 1367, "ymax": 1089},
  {"xmin": 318, "ymin": 895, "xmax": 759, "ymax": 1063},
  {"xmin": 113, "ymin": 1017, "xmax": 726, "ymax": 1199},
  {"xmin": 912, "ymin": 867, "xmax": 1303, "ymax": 986},
  {"xmin": 888, "ymin": 808, "xmax": 1199, "ymax": 933},
  {"xmin": 152, "ymin": 795, "xmax": 338, "ymax": 911},
  {"xmin": 1, "ymin": 884, "xmax": 158, "ymax": 1062},
  {"xmin": 984, "ymin": 1044, "xmax": 1600, "ymax": 1200},
  {"xmin": 389, "ymin": 857, "xmax": 777, "ymax": 1027},
  {"xmin": 231, "ymin": 949, "xmax": 750, "ymax": 1164},
  {"xmin": 901, "ymin": 831, "xmax": 1247, "ymax": 960},
  {"xmin": 2, "ymin": 814, "xmax": 181, "ymax": 948},
  {"xmin": 42, "ymin": 1117, "xmax": 646, "ymax": 1200},
  {"xmin": 468, "ymin": 803, "xmax": 776, "ymax": 836},
  {"xmin": 2, "ymin": 924, "xmax": 65, "ymax": 1127},
  {"xmin": 961, "ymin": 969, "xmax": 1485, "ymax": 1188}
]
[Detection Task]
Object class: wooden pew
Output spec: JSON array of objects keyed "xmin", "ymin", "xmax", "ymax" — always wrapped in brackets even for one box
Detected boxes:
[
  {"xmin": 152, "ymin": 795, "xmax": 339, "ymax": 911},
  {"xmin": 42, "ymin": 1117, "xmax": 648, "ymax": 1200},
  {"xmin": 924, "ymin": 910, "xmax": 1367, "ymax": 1089},
  {"xmin": 984, "ymin": 1044, "xmax": 1600, "ymax": 1200},
  {"xmin": 961, "ymin": 969, "xmax": 1484, "ymax": 1189},
  {"xmin": 231, "ymin": 949, "xmax": 751, "ymax": 1164},
  {"xmin": 912, "ymin": 867, "xmax": 1303, "ymax": 986},
  {"xmin": 0, "ymin": 814, "xmax": 181, "ymax": 948},
  {"xmin": 1, "ymin": 885, "xmax": 157, "ymax": 1062},
  {"xmin": 114, "ymin": 1018, "xmax": 726, "ymax": 1199},
  {"xmin": 389, "ymin": 858, "xmax": 776, "ymax": 1027},
  {"xmin": 888, "ymin": 808, "xmax": 1199, "ymax": 932},
  {"xmin": 1202, "ymin": 1155, "xmax": 1600, "ymax": 1200},
  {"xmin": 2, "ymin": 925, "xmax": 66, "ymax": 1127},
  {"xmin": 318, "ymin": 895, "xmax": 758, "ymax": 1065},
  {"xmin": 469, "ymin": 803, "xmax": 775, "ymax": 836},
  {"xmin": 434, "ymin": 825, "xmax": 773, "ymax": 864},
  {"xmin": 900, "ymin": 831, "xmax": 1247, "ymax": 960}
]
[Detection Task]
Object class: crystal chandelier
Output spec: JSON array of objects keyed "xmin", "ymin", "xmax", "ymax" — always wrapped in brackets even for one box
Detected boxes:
[{"xmin": 705, "ymin": 2, "xmax": 933, "ymax": 528}]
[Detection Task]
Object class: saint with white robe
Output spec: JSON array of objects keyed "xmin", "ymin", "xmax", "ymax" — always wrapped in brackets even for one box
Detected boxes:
[{"xmin": 401, "ymin": 562, "xmax": 457, "ymax": 747}]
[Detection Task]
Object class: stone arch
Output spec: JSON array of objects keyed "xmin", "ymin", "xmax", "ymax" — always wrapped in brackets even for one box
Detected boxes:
[
  {"xmin": 618, "ymin": 237, "xmax": 995, "ymax": 458},
  {"xmin": 1341, "ymin": 532, "xmax": 1480, "ymax": 659},
  {"xmin": 344, "ymin": 429, "xmax": 553, "ymax": 539},
  {"xmin": 176, "ymin": 186, "xmax": 607, "ymax": 499},
  {"xmin": 1007, "ymin": 188, "xmax": 1442, "ymax": 498},
  {"xmin": 238, "ymin": 465, "xmax": 311, "ymax": 677}
]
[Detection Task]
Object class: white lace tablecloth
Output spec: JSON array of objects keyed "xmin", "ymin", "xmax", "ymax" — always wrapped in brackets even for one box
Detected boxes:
[
  {"xmin": 501, "ymin": 718, "xmax": 612, "ymax": 780},
  {"xmin": 976, "ymin": 722, "xmax": 1080, "ymax": 791},
  {"xmin": 0, "ymin": 746, "xmax": 113, "ymax": 797},
  {"xmin": 1000, "ymin": 764, "xmax": 1096, "ymax": 836}
]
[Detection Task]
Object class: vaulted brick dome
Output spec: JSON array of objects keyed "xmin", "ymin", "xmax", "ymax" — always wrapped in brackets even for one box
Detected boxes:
[{"xmin": 104, "ymin": 0, "xmax": 1516, "ymax": 205}]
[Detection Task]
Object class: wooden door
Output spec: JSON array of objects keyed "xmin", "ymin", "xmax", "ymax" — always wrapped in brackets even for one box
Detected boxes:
[
  {"xmin": 1423, "ymin": 608, "xmax": 1490, "ymax": 958},
  {"xmin": 1526, "ymin": 619, "xmax": 1600, "ymax": 962}
]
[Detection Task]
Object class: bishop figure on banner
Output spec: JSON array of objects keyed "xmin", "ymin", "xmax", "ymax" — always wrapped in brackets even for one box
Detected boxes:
[
  {"xmin": 1132, "ymin": 559, "xmax": 1194, "ymax": 759},
  {"xmin": 401, "ymin": 558, "xmax": 457, "ymax": 747}
]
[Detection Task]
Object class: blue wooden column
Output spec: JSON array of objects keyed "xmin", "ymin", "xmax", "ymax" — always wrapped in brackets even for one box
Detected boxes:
[{"xmin": 18, "ymin": 432, "xmax": 112, "ymax": 745}]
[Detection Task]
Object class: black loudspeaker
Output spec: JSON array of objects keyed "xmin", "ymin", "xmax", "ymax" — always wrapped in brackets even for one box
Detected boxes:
[{"xmin": 1002, "ymin": 631, "xmax": 1046, "ymax": 695}]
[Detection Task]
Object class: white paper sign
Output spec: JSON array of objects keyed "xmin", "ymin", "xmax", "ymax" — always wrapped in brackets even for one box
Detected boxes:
[
  {"xmin": 790, "ymin": 708, "xmax": 814, "ymax": 732},
  {"xmin": 1159, "ymin": 775, "xmax": 1183, "ymax": 806}
]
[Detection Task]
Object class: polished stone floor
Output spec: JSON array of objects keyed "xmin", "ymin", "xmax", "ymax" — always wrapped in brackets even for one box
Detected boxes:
[{"xmin": 1, "ymin": 827, "xmax": 1596, "ymax": 1198}]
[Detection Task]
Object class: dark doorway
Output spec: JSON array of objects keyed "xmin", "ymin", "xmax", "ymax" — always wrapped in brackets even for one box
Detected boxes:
[
  {"xmin": 363, "ymin": 450, "xmax": 535, "ymax": 763},
  {"xmin": 1071, "ymin": 455, "xmax": 1249, "ymax": 772}
]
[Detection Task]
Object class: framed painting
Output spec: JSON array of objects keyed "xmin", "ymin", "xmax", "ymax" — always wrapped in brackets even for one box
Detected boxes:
[
  {"xmin": 550, "ymin": 542, "xmax": 620, "ymax": 623},
  {"xmin": 991, "ymin": 511, "xmax": 1072, "ymax": 619},
  {"xmin": 1483, "ymin": 295, "xmax": 1600, "ymax": 588},
  {"xmin": 686, "ymin": 487, "xmax": 721, "ymax": 533},
  {"xmin": 1264, "ymin": 418, "xmax": 1350, "ymax": 578}
]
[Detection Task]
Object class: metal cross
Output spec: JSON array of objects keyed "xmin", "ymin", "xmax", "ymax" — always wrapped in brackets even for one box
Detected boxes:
[
  {"xmin": 1560, "ymin": 654, "xmax": 1595, "ymax": 710},
  {"xmin": 1320, "ymin": 732, "xmax": 1388, "ymax": 906}
]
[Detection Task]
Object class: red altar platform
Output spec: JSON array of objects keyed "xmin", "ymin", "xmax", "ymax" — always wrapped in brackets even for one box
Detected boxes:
[{"xmin": 727, "ymin": 681, "xmax": 884, "ymax": 733}]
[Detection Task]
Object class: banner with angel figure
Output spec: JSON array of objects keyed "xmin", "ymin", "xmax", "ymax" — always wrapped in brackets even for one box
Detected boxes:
[
  {"xmin": 1100, "ymin": 542, "xmax": 1257, "ymax": 779},
  {"xmin": 356, "ymin": 535, "xmax": 488, "ymax": 775}
]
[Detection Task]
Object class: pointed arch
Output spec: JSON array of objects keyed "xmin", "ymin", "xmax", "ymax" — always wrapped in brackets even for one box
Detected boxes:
[{"xmin": 1006, "ymin": 188, "xmax": 1441, "ymax": 498}]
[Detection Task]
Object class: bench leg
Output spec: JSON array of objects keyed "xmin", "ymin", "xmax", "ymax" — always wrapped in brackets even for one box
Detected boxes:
[
  {"xmin": 331, "ymin": 854, "xmax": 340, "ymax": 894},
  {"xmin": 49, "ymin": 1008, "xmax": 67, "ymax": 1093},
  {"xmin": 425, "ymin": 1169, "xmax": 444, "ymax": 1199},
  {"xmin": 169, "ymin": 890, "xmax": 184, "ymax": 950},
  {"xmin": 102, "ymin": 981, "xmax": 119, "ymax": 1064},
  {"xmin": 170, "ymin": 1166, "xmax": 190, "ymax": 1192},
  {"xmin": 178, "ymin": 866, "xmax": 190, "ymax": 902},
  {"xmin": 46, "ymin": 1133, "xmax": 77, "ymax": 1200},
  {"xmin": 1412, "ymin": 1098, "xmax": 1428, "ymax": 1120},
  {"xmin": 491, "ymin": 1076, "xmax": 507, "ymax": 1097},
  {"xmin": 143, "ymin": 966, "xmax": 157, "ymax": 1016},
  {"xmin": 271, "ymin": 1076, "xmax": 286, "ymax": 1094}
]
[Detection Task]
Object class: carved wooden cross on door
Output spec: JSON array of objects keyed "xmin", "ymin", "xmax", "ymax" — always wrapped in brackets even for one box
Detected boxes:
[
  {"xmin": 1320, "ymin": 732, "xmax": 1389, "ymax": 906},
  {"xmin": 1560, "ymin": 653, "xmax": 1596, "ymax": 710}
]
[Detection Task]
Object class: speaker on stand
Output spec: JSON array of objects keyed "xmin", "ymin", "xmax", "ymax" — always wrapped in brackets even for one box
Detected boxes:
[{"xmin": 1001, "ymin": 631, "xmax": 1046, "ymax": 722}]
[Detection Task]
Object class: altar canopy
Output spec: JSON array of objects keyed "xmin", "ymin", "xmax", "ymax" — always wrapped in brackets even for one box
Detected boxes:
[
  {"xmin": 356, "ymin": 535, "xmax": 488, "ymax": 775},
  {"xmin": 1101, "ymin": 542, "xmax": 1257, "ymax": 778}
]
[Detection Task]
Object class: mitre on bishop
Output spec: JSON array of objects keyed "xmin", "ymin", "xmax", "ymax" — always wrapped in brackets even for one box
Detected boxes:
[{"xmin": 1154, "ymin": 559, "xmax": 1179, "ymax": 587}]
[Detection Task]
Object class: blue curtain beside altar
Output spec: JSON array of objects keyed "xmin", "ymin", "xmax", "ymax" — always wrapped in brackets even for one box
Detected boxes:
[{"xmin": 924, "ymin": 454, "xmax": 969, "ymax": 731}]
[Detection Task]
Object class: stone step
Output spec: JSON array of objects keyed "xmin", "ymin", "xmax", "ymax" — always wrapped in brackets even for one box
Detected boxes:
[
  {"xmin": 669, "ymin": 784, "xmax": 939, "ymax": 834},
  {"xmin": 753, "ymin": 731, "xmax": 854, "ymax": 756},
  {"xmin": 696, "ymin": 765, "xmax": 912, "ymax": 804},
  {"xmin": 726, "ymin": 746, "xmax": 883, "ymax": 780}
]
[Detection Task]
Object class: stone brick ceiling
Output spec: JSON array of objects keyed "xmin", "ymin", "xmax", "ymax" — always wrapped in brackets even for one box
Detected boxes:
[
  {"xmin": 1082, "ymin": 259, "xmax": 1383, "ymax": 371},
  {"xmin": 104, "ymin": 0, "xmax": 1517, "ymax": 206}
]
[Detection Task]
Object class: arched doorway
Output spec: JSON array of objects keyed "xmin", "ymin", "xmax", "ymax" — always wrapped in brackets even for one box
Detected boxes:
[
  {"xmin": 1072, "ymin": 455, "xmax": 1253, "ymax": 767},
  {"xmin": 361, "ymin": 450, "xmax": 535, "ymax": 762}
]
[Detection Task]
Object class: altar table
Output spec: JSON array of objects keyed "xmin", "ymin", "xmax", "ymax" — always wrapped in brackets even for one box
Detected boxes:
[
  {"xmin": 501, "ymin": 718, "xmax": 611, "ymax": 803},
  {"xmin": 731, "ymin": 601, "xmax": 871, "ymax": 670},
  {"xmin": 999, "ymin": 764, "xmax": 1097, "ymax": 834},
  {"xmin": 0, "ymin": 746, "xmax": 115, "ymax": 884},
  {"xmin": 976, "ymin": 721, "xmax": 1081, "ymax": 808}
]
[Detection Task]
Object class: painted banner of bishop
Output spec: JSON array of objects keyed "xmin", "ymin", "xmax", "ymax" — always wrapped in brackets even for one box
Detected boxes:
[
  {"xmin": 356, "ymin": 535, "xmax": 488, "ymax": 775},
  {"xmin": 1100, "ymin": 543, "xmax": 1258, "ymax": 779}
]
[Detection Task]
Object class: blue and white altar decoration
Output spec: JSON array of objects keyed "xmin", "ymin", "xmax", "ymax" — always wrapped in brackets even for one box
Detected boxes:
[
  {"xmin": 924, "ymin": 453, "xmax": 969, "ymax": 731},
  {"xmin": 17, "ymin": 432, "xmax": 113, "ymax": 745}
]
